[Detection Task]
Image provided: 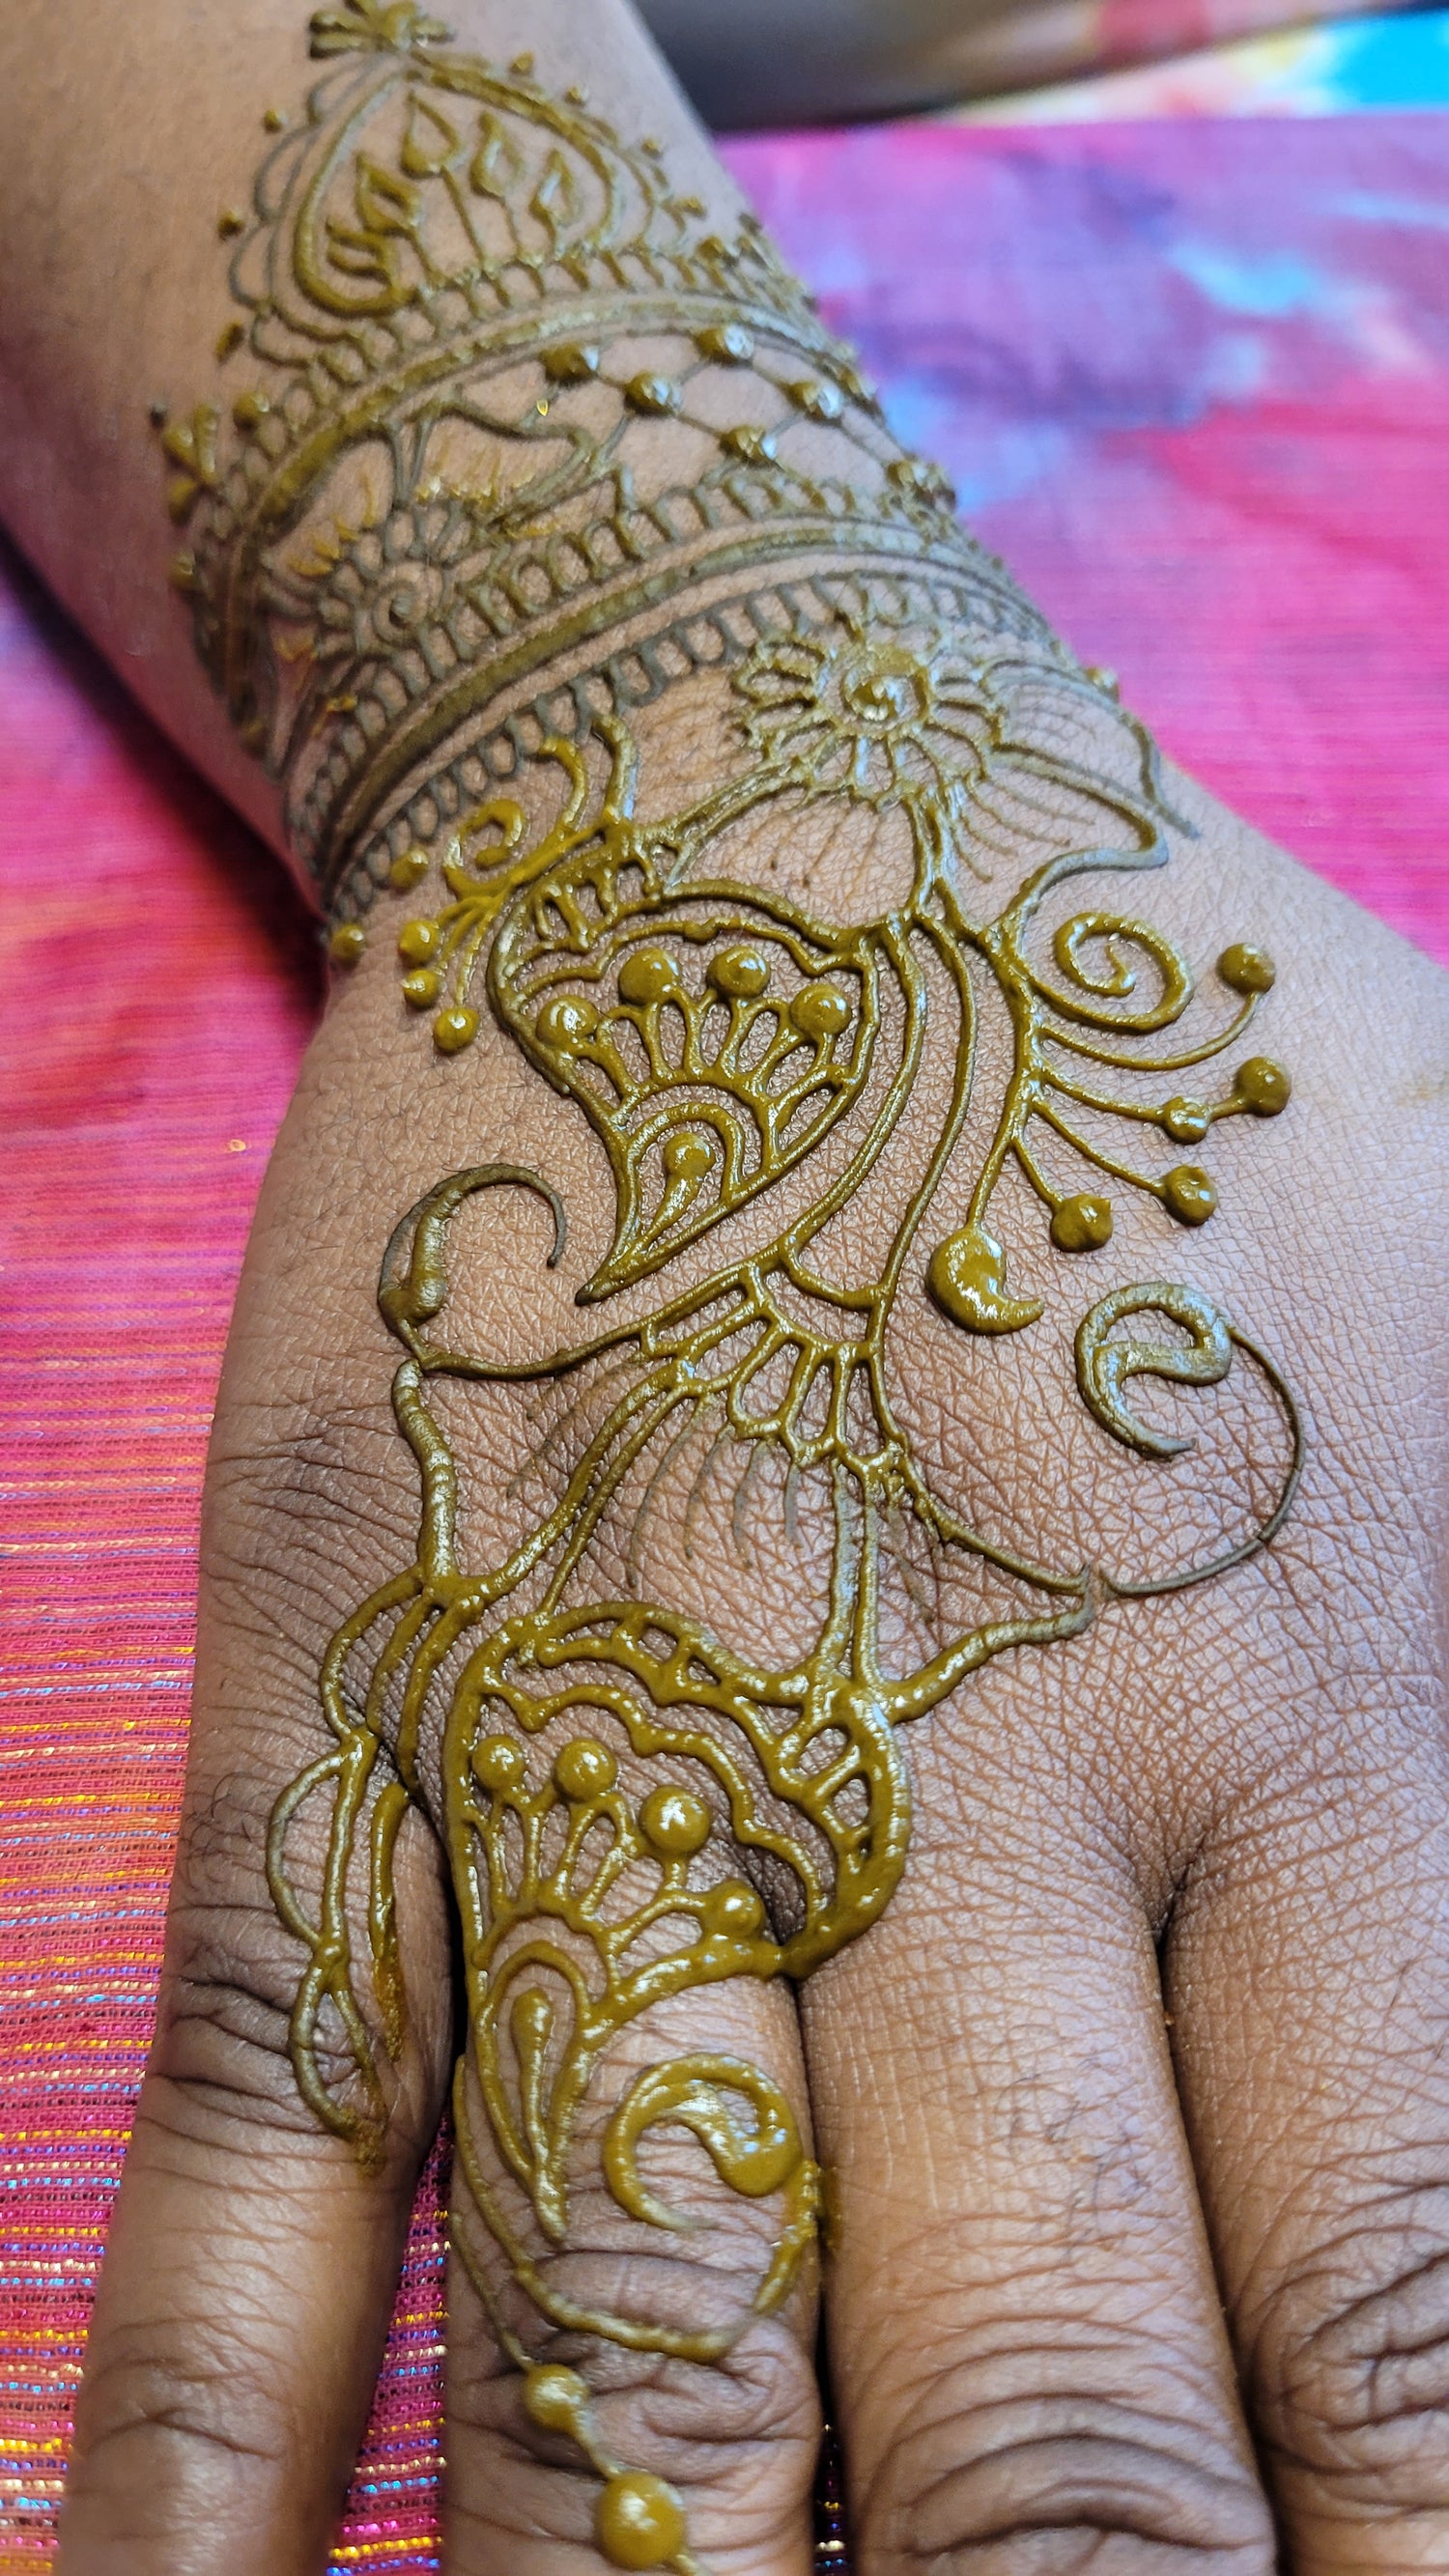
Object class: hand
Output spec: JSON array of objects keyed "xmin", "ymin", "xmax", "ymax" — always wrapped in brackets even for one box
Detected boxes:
[{"xmin": 56, "ymin": 707, "xmax": 1449, "ymax": 2574}]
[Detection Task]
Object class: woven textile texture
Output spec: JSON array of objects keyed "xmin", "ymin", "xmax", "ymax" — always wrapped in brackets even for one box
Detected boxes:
[{"xmin": 2, "ymin": 114, "xmax": 1447, "ymax": 2573}]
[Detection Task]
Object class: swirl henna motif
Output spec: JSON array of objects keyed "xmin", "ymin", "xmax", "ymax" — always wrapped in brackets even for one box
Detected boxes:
[{"xmin": 157, "ymin": 11, "xmax": 1303, "ymax": 2567}]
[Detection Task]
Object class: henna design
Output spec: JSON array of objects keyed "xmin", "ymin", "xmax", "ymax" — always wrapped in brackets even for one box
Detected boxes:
[
  {"xmin": 159, "ymin": 13, "xmax": 1304, "ymax": 2568},
  {"xmin": 267, "ymin": 638, "xmax": 1300, "ymax": 2571},
  {"xmin": 155, "ymin": 0, "xmax": 987, "ymax": 919}
]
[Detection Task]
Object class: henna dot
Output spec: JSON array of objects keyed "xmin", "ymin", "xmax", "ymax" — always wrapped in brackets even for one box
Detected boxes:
[
  {"xmin": 554, "ymin": 1738, "xmax": 617, "ymax": 1800},
  {"xmin": 1163, "ymin": 1164, "xmax": 1217, "ymax": 1226},
  {"xmin": 926, "ymin": 1222, "xmax": 1042, "ymax": 1335},
  {"xmin": 233, "ymin": 390, "xmax": 270, "ymax": 431},
  {"xmin": 639, "ymin": 1786, "xmax": 711, "ymax": 1857},
  {"xmin": 707, "ymin": 944, "xmax": 770, "ymax": 998},
  {"xmin": 217, "ymin": 208, "xmax": 245, "ymax": 239},
  {"xmin": 1162, "ymin": 1096, "xmax": 1209, "ymax": 1145},
  {"xmin": 663, "ymin": 1130, "xmax": 714, "ymax": 1180},
  {"xmin": 544, "ymin": 341, "xmax": 601, "ymax": 383},
  {"xmin": 535, "ymin": 993, "xmax": 598, "ymax": 1050},
  {"xmin": 401, "ymin": 969, "xmax": 440, "ymax": 1008},
  {"xmin": 434, "ymin": 1005, "xmax": 479, "ymax": 1055},
  {"xmin": 722, "ymin": 424, "xmax": 777, "ymax": 465},
  {"xmin": 790, "ymin": 982, "xmax": 850, "ymax": 1040},
  {"xmin": 701, "ymin": 1880, "xmax": 765, "ymax": 1939},
  {"xmin": 625, "ymin": 373, "xmax": 682, "ymax": 417},
  {"xmin": 471, "ymin": 1735, "xmax": 525, "ymax": 1794},
  {"xmin": 1217, "ymin": 942, "xmax": 1275, "ymax": 994},
  {"xmin": 595, "ymin": 2470, "xmax": 688, "ymax": 2570},
  {"xmin": 617, "ymin": 947, "xmax": 678, "ymax": 1004},
  {"xmin": 1050, "ymin": 1193, "xmax": 1112, "ymax": 1252},
  {"xmin": 523, "ymin": 2364, "xmax": 592, "ymax": 2437},
  {"xmin": 696, "ymin": 322, "xmax": 754, "ymax": 363},
  {"xmin": 886, "ymin": 454, "xmax": 955, "ymax": 505},
  {"xmin": 388, "ymin": 846, "xmax": 431, "ymax": 892},
  {"xmin": 1235, "ymin": 1055, "xmax": 1292, "ymax": 1116},
  {"xmin": 790, "ymin": 377, "xmax": 844, "ymax": 422},
  {"xmin": 397, "ymin": 918, "xmax": 440, "ymax": 965},
  {"xmin": 328, "ymin": 922, "xmax": 366, "ymax": 967}
]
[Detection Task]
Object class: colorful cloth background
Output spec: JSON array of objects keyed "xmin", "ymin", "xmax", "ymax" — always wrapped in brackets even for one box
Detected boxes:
[
  {"xmin": 3, "ymin": 107, "xmax": 1448, "ymax": 2574},
  {"xmin": 952, "ymin": 1, "xmax": 1449, "ymax": 117}
]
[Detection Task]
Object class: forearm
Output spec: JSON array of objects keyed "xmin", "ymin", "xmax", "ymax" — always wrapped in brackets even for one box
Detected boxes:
[{"xmin": 0, "ymin": 0, "xmax": 733, "ymax": 867}]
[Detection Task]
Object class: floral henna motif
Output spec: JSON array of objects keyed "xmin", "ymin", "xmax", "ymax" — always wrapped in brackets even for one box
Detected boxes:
[{"xmin": 162, "ymin": 11, "xmax": 1303, "ymax": 2569}]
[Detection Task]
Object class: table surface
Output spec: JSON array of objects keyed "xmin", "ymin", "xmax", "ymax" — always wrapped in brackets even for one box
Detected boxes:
[{"xmin": 2, "ymin": 108, "xmax": 1447, "ymax": 2573}]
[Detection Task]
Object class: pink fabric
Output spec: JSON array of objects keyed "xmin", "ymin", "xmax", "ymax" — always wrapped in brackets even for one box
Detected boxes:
[{"xmin": 2, "ymin": 115, "xmax": 1446, "ymax": 2569}]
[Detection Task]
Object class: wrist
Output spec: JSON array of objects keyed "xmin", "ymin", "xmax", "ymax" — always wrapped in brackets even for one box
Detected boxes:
[{"xmin": 153, "ymin": 12, "xmax": 1009, "ymax": 937}]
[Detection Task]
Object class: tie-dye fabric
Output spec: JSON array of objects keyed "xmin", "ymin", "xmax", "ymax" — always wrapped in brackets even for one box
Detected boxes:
[
  {"xmin": 2, "ymin": 111, "xmax": 1447, "ymax": 2574},
  {"xmin": 949, "ymin": 3, "xmax": 1449, "ymax": 120}
]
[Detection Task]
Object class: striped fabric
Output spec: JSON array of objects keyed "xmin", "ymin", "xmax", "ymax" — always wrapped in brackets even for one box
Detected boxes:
[{"xmin": 3, "ymin": 111, "xmax": 1447, "ymax": 2572}]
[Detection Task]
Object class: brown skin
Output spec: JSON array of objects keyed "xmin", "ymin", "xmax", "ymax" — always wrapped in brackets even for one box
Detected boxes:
[{"xmin": 3, "ymin": 5, "xmax": 1449, "ymax": 2573}]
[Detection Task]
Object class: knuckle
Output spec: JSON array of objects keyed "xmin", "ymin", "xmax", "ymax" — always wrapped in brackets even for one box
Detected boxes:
[
  {"xmin": 71, "ymin": 2318, "xmax": 300, "ymax": 2509},
  {"xmin": 180, "ymin": 1761, "xmax": 274, "ymax": 1880},
  {"xmin": 145, "ymin": 1968, "xmax": 333, "ymax": 2145},
  {"xmin": 149, "ymin": 1879, "xmax": 377, "ymax": 2149},
  {"xmin": 449, "ymin": 2299, "xmax": 818, "ymax": 2557},
  {"xmin": 203, "ymin": 1402, "xmax": 417, "ymax": 1654},
  {"xmin": 149, "ymin": 1940, "xmax": 436, "ymax": 2167},
  {"xmin": 1250, "ymin": 2197, "xmax": 1449, "ymax": 2508},
  {"xmin": 858, "ymin": 2348, "xmax": 1272, "ymax": 2573}
]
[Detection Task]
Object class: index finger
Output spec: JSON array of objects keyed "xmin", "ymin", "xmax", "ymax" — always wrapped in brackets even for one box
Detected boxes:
[{"xmin": 57, "ymin": 1485, "xmax": 454, "ymax": 2575}]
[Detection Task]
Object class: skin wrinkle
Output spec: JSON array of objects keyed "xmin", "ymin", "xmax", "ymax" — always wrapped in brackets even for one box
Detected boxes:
[{"xmin": 861, "ymin": 2383, "xmax": 1270, "ymax": 2566}]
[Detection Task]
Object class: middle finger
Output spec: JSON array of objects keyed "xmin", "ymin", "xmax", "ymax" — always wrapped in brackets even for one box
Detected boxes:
[{"xmin": 805, "ymin": 1689, "xmax": 1273, "ymax": 2574}]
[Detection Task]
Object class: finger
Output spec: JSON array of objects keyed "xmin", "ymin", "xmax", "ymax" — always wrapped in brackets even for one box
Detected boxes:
[
  {"xmin": 803, "ymin": 1715, "xmax": 1275, "ymax": 2575},
  {"xmin": 440, "ymin": 1936, "xmax": 821, "ymax": 2572},
  {"xmin": 58, "ymin": 1531, "xmax": 454, "ymax": 2576},
  {"xmin": 1169, "ymin": 1757, "xmax": 1449, "ymax": 2571}
]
